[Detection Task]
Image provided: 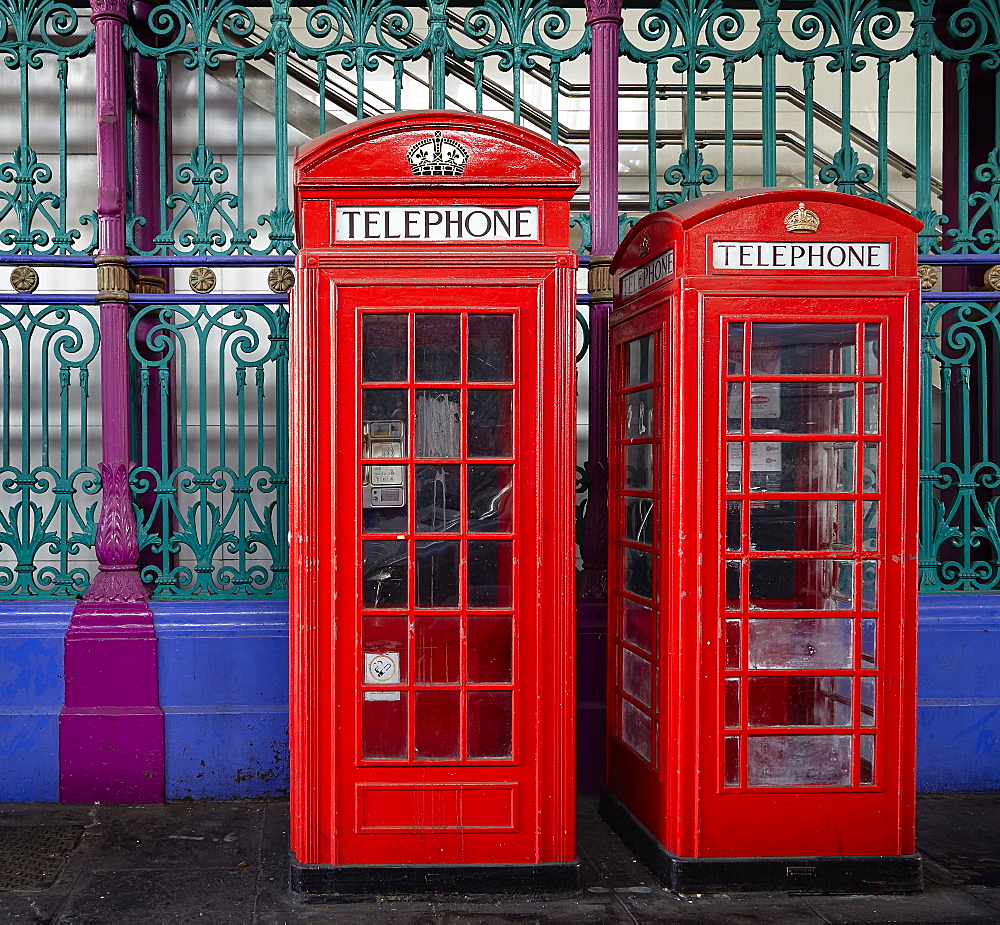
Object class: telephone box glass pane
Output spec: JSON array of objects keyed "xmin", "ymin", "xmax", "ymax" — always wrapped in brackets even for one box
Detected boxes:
[
  {"xmin": 362, "ymin": 695, "xmax": 408, "ymax": 760},
  {"xmin": 626, "ymin": 389, "xmax": 655, "ymax": 438},
  {"xmin": 362, "ymin": 314, "xmax": 407, "ymax": 382},
  {"xmin": 726, "ymin": 620, "xmax": 741, "ymax": 668},
  {"xmin": 467, "ymin": 465, "xmax": 513, "ymax": 533},
  {"xmin": 748, "ymin": 558, "xmax": 853, "ymax": 609},
  {"xmin": 749, "ymin": 500, "xmax": 854, "ymax": 551},
  {"xmin": 750, "ymin": 382, "xmax": 856, "ymax": 434},
  {"xmin": 725, "ymin": 678, "xmax": 740, "ymax": 727},
  {"xmin": 726, "ymin": 560, "xmax": 741, "ymax": 609},
  {"xmin": 621, "ymin": 699, "xmax": 652, "ymax": 763},
  {"xmin": 362, "ymin": 540, "xmax": 407, "ymax": 608},
  {"xmin": 862, "ymin": 501, "xmax": 878, "ymax": 550},
  {"xmin": 468, "ymin": 314, "xmax": 514, "ymax": 382},
  {"xmin": 415, "ymin": 615, "xmax": 460, "ymax": 683},
  {"xmin": 624, "ymin": 548, "xmax": 653, "ymax": 600},
  {"xmin": 728, "ymin": 323, "xmax": 744, "ymax": 374},
  {"xmin": 749, "ymin": 441, "xmax": 855, "ymax": 493},
  {"xmin": 726, "ymin": 383, "xmax": 743, "ymax": 433},
  {"xmin": 622, "ymin": 649, "xmax": 653, "ymax": 708},
  {"xmin": 625, "ymin": 497, "xmax": 654, "ymax": 545},
  {"xmin": 627, "ymin": 334, "xmax": 655, "ymax": 385},
  {"xmin": 626, "ymin": 445, "xmax": 654, "ymax": 490},
  {"xmin": 416, "ymin": 390, "xmax": 460, "ymax": 458},
  {"xmin": 467, "ymin": 390, "xmax": 513, "ymax": 458},
  {"xmin": 467, "ymin": 615, "xmax": 513, "ymax": 683},
  {"xmin": 468, "ymin": 540, "xmax": 513, "ymax": 607},
  {"xmin": 415, "ymin": 540, "xmax": 459, "ymax": 607},
  {"xmin": 748, "ymin": 618, "xmax": 853, "ymax": 669},
  {"xmin": 747, "ymin": 677, "xmax": 852, "ymax": 726},
  {"xmin": 727, "ymin": 443, "xmax": 742, "ymax": 492},
  {"xmin": 864, "ymin": 323, "xmax": 880, "ymax": 375},
  {"xmin": 750, "ymin": 323, "xmax": 856, "ymax": 375},
  {"xmin": 415, "ymin": 465, "xmax": 460, "ymax": 533},
  {"xmin": 860, "ymin": 735, "xmax": 875, "ymax": 784},
  {"xmin": 726, "ymin": 501, "xmax": 742, "ymax": 551},
  {"xmin": 725, "ymin": 737, "xmax": 740, "ymax": 786},
  {"xmin": 864, "ymin": 384, "xmax": 879, "ymax": 434},
  {"xmin": 415, "ymin": 314, "xmax": 460, "ymax": 382},
  {"xmin": 362, "ymin": 465, "xmax": 408, "ymax": 533},
  {"xmin": 362, "ymin": 391, "xmax": 407, "ymax": 456},
  {"xmin": 863, "ymin": 443, "xmax": 878, "ymax": 491},
  {"xmin": 362, "ymin": 615, "xmax": 408, "ymax": 683},
  {"xmin": 623, "ymin": 600, "xmax": 655, "ymax": 654},
  {"xmin": 862, "ymin": 618, "xmax": 877, "ymax": 666},
  {"xmin": 862, "ymin": 560, "xmax": 877, "ymax": 610},
  {"xmin": 414, "ymin": 690, "xmax": 460, "ymax": 759},
  {"xmin": 467, "ymin": 691, "xmax": 513, "ymax": 759},
  {"xmin": 747, "ymin": 734, "xmax": 852, "ymax": 787},
  {"xmin": 861, "ymin": 677, "xmax": 876, "ymax": 726}
]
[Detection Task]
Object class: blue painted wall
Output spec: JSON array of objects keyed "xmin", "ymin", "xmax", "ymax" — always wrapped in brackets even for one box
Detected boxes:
[
  {"xmin": 1, "ymin": 595, "xmax": 998, "ymax": 800},
  {"xmin": 0, "ymin": 601, "xmax": 73, "ymax": 801},
  {"xmin": 153, "ymin": 600, "xmax": 289, "ymax": 800},
  {"xmin": 917, "ymin": 595, "xmax": 1000, "ymax": 792}
]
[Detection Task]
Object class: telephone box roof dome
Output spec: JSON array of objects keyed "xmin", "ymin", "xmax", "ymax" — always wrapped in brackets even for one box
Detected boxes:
[{"xmin": 295, "ymin": 111, "xmax": 581, "ymax": 189}]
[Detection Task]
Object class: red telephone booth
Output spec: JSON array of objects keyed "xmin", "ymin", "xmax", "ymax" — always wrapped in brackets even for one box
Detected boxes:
[
  {"xmin": 289, "ymin": 112, "xmax": 581, "ymax": 898},
  {"xmin": 602, "ymin": 189, "xmax": 923, "ymax": 893}
]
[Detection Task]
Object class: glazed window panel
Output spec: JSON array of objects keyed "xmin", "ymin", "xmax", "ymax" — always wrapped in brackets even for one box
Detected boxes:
[
  {"xmin": 747, "ymin": 618, "xmax": 853, "ymax": 670},
  {"xmin": 750, "ymin": 322, "xmax": 857, "ymax": 375},
  {"xmin": 362, "ymin": 314, "xmax": 408, "ymax": 382},
  {"xmin": 746, "ymin": 735, "xmax": 853, "ymax": 787},
  {"xmin": 415, "ymin": 314, "xmax": 461, "ymax": 382},
  {"xmin": 467, "ymin": 314, "xmax": 514, "ymax": 383},
  {"xmin": 627, "ymin": 333, "xmax": 655, "ymax": 385}
]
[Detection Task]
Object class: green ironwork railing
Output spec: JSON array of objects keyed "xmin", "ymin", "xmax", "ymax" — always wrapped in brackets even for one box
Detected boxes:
[
  {"xmin": 4, "ymin": 0, "xmax": 1000, "ymax": 595},
  {"xmin": 0, "ymin": 296, "xmax": 100, "ymax": 595},
  {"xmin": 0, "ymin": 0, "xmax": 95, "ymax": 255},
  {"xmin": 129, "ymin": 298, "xmax": 289, "ymax": 596},
  {"xmin": 123, "ymin": 0, "xmax": 589, "ymax": 257}
]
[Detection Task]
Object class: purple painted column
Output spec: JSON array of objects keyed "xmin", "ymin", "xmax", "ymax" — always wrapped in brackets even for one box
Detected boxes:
[
  {"xmin": 59, "ymin": 0, "xmax": 165, "ymax": 803},
  {"xmin": 577, "ymin": 0, "xmax": 623, "ymax": 794}
]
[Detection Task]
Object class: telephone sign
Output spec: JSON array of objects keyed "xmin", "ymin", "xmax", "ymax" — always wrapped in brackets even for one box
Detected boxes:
[
  {"xmin": 289, "ymin": 112, "xmax": 581, "ymax": 899},
  {"xmin": 603, "ymin": 189, "xmax": 923, "ymax": 893}
]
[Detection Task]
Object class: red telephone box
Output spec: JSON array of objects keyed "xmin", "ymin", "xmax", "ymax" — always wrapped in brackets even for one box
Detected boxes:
[
  {"xmin": 288, "ymin": 112, "xmax": 581, "ymax": 898},
  {"xmin": 602, "ymin": 189, "xmax": 923, "ymax": 893}
]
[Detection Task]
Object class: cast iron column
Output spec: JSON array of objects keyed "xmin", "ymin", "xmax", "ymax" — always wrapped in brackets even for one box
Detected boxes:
[
  {"xmin": 577, "ymin": 0, "xmax": 623, "ymax": 793},
  {"xmin": 59, "ymin": 0, "xmax": 165, "ymax": 803}
]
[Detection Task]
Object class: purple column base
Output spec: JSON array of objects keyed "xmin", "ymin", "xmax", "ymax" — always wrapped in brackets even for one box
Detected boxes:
[
  {"xmin": 576, "ymin": 595, "xmax": 608, "ymax": 795},
  {"xmin": 59, "ymin": 601, "xmax": 165, "ymax": 803}
]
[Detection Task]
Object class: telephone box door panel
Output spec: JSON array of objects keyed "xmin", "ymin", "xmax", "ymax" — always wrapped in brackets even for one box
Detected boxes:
[
  {"xmin": 701, "ymin": 296, "xmax": 915, "ymax": 858},
  {"xmin": 294, "ymin": 264, "xmax": 577, "ymax": 867}
]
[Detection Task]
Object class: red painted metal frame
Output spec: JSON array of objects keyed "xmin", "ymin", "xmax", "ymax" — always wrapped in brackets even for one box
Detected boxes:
[
  {"xmin": 290, "ymin": 113, "xmax": 580, "ymax": 868},
  {"xmin": 607, "ymin": 189, "xmax": 922, "ymax": 861}
]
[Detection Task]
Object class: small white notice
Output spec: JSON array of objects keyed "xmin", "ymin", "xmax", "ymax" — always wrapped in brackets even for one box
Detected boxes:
[
  {"xmin": 336, "ymin": 206, "xmax": 538, "ymax": 241},
  {"xmin": 728, "ymin": 442, "xmax": 782, "ymax": 472},
  {"xmin": 712, "ymin": 241, "xmax": 890, "ymax": 271},
  {"xmin": 364, "ymin": 651, "xmax": 400, "ymax": 700}
]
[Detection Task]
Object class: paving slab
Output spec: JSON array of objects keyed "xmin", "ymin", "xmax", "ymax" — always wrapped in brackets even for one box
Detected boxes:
[{"xmin": 56, "ymin": 867, "xmax": 258, "ymax": 924}]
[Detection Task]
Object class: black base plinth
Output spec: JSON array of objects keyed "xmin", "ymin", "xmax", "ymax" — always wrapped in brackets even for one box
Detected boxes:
[
  {"xmin": 599, "ymin": 788, "xmax": 923, "ymax": 894},
  {"xmin": 290, "ymin": 854, "xmax": 582, "ymax": 902}
]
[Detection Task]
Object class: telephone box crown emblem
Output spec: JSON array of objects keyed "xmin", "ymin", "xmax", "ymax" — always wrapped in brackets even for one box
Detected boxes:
[
  {"xmin": 784, "ymin": 202, "xmax": 821, "ymax": 233},
  {"xmin": 407, "ymin": 131, "xmax": 470, "ymax": 177}
]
